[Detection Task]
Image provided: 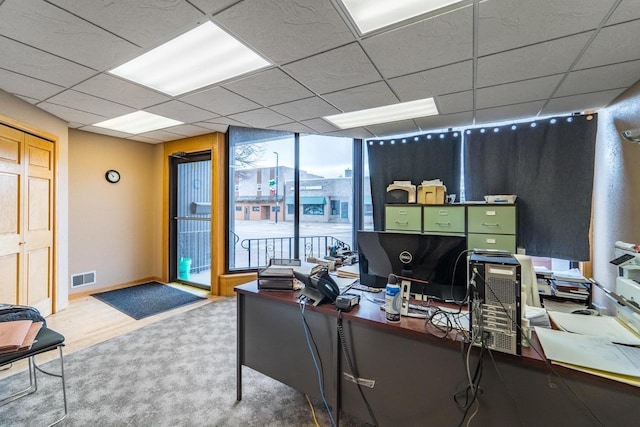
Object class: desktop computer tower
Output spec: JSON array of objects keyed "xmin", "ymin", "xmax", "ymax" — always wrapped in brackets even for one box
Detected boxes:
[{"xmin": 469, "ymin": 252, "xmax": 521, "ymax": 356}]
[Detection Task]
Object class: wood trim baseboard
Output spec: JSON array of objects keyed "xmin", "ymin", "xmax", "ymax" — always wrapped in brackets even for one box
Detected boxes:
[
  {"xmin": 219, "ymin": 273, "xmax": 258, "ymax": 296},
  {"xmin": 69, "ymin": 277, "xmax": 163, "ymax": 298}
]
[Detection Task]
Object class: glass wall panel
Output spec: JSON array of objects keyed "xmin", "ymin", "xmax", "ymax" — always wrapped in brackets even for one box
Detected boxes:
[{"xmin": 299, "ymin": 134, "xmax": 353, "ymax": 256}]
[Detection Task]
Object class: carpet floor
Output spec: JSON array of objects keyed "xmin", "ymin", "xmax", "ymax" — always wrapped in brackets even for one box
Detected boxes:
[
  {"xmin": 91, "ymin": 282, "xmax": 206, "ymax": 320},
  {"xmin": 0, "ymin": 298, "xmax": 370, "ymax": 426}
]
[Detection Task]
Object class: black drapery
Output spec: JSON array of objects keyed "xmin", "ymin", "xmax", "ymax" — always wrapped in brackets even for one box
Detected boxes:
[
  {"xmin": 464, "ymin": 115, "xmax": 597, "ymax": 261},
  {"xmin": 368, "ymin": 132, "xmax": 462, "ymax": 231}
]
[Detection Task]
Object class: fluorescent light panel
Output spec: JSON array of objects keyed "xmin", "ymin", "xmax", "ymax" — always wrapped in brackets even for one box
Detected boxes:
[
  {"xmin": 93, "ymin": 111, "xmax": 183, "ymax": 134},
  {"xmin": 110, "ymin": 21, "xmax": 270, "ymax": 96},
  {"xmin": 340, "ymin": 0, "xmax": 463, "ymax": 34},
  {"xmin": 324, "ymin": 98, "xmax": 439, "ymax": 129}
]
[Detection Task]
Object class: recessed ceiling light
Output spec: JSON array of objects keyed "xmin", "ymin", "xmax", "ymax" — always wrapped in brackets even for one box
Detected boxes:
[
  {"xmin": 324, "ymin": 98, "xmax": 438, "ymax": 129},
  {"xmin": 93, "ymin": 111, "xmax": 183, "ymax": 134},
  {"xmin": 110, "ymin": 21, "xmax": 270, "ymax": 96},
  {"xmin": 340, "ymin": 0, "xmax": 464, "ymax": 34}
]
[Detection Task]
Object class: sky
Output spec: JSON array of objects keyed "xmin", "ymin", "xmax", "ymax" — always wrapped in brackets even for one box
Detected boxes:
[{"xmin": 249, "ymin": 134, "xmax": 357, "ymax": 179}]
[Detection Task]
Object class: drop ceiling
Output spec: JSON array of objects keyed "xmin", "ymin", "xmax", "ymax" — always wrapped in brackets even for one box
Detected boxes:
[{"xmin": 1, "ymin": 0, "xmax": 639, "ymax": 143}]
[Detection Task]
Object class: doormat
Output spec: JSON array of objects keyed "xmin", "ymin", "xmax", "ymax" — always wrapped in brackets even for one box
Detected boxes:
[{"xmin": 91, "ymin": 282, "xmax": 206, "ymax": 320}]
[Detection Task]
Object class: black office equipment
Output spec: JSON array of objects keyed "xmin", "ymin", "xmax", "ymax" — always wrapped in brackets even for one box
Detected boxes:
[
  {"xmin": 469, "ymin": 252, "xmax": 521, "ymax": 355},
  {"xmin": 357, "ymin": 231, "xmax": 468, "ymax": 302},
  {"xmin": 295, "ymin": 266, "xmax": 340, "ymax": 306}
]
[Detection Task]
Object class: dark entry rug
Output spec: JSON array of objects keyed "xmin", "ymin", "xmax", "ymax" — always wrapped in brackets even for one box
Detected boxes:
[{"xmin": 91, "ymin": 282, "xmax": 206, "ymax": 320}]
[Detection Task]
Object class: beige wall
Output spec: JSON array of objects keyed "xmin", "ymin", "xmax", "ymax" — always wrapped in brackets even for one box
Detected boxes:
[
  {"xmin": 0, "ymin": 89, "xmax": 70, "ymax": 310},
  {"xmin": 68, "ymin": 129, "xmax": 163, "ymax": 293},
  {"xmin": 593, "ymin": 81, "xmax": 640, "ymax": 311}
]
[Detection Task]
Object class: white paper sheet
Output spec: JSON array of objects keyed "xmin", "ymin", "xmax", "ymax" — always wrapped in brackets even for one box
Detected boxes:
[
  {"xmin": 535, "ymin": 327, "xmax": 640, "ymax": 378},
  {"xmin": 547, "ymin": 312, "xmax": 640, "ymax": 346}
]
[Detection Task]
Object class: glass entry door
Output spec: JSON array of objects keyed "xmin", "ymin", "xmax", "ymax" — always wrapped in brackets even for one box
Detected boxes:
[{"xmin": 169, "ymin": 151, "xmax": 211, "ymax": 289}]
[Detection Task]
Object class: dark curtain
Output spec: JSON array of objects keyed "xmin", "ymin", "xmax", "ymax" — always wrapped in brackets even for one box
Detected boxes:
[
  {"xmin": 464, "ymin": 115, "xmax": 597, "ymax": 261},
  {"xmin": 368, "ymin": 132, "xmax": 462, "ymax": 230}
]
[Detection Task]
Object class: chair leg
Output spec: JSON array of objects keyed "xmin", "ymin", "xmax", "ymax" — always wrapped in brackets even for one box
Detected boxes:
[
  {"xmin": 33, "ymin": 345, "xmax": 68, "ymax": 426},
  {"xmin": 0, "ymin": 356, "xmax": 38, "ymax": 406}
]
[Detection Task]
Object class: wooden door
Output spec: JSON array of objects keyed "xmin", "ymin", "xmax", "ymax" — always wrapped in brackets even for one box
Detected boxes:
[{"xmin": 0, "ymin": 123, "xmax": 54, "ymax": 316}]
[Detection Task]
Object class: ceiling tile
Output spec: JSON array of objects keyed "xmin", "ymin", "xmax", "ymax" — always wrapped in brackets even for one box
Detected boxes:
[
  {"xmin": 227, "ymin": 108, "xmax": 292, "ymax": 128},
  {"xmin": 72, "ymin": 74, "xmax": 171, "ymax": 110},
  {"xmin": 322, "ymin": 82, "xmax": 397, "ymax": 112},
  {"xmin": 181, "ymin": 87, "xmax": 261, "ymax": 116},
  {"xmin": 162, "ymin": 124, "xmax": 212, "ymax": 137},
  {"xmin": 477, "ymin": 32, "xmax": 592, "ymax": 87},
  {"xmin": 268, "ymin": 122, "xmax": 315, "ymax": 133},
  {"xmin": 270, "ymin": 97, "xmax": 340, "ymax": 121},
  {"xmin": 77, "ymin": 125, "xmax": 133, "ymax": 139},
  {"xmin": 542, "ymin": 89, "xmax": 626, "ymax": 116},
  {"xmin": 388, "ymin": 61, "xmax": 472, "ymax": 102},
  {"xmin": 46, "ymin": 90, "xmax": 136, "ymax": 118},
  {"xmin": 475, "ymin": 101, "xmax": 546, "ymax": 124},
  {"xmin": 555, "ymin": 60, "xmax": 640, "ymax": 97},
  {"xmin": 478, "ymin": 0, "xmax": 610, "ymax": 56},
  {"xmin": 301, "ymin": 118, "xmax": 339, "ymax": 134},
  {"xmin": 49, "ymin": 0, "xmax": 205, "ymax": 48},
  {"xmin": 145, "ymin": 100, "xmax": 218, "ymax": 123},
  {"xmin": 0, "ymin": 36, "xmax": 96, "ymax": 87},
  {"xmin": 415, "ymin": 111, "xmax": 474, "ymax": 132},
  {"xmin": 37, "ymin": 102, "xmax": 109, "ymax": 125},
  {"xmin": 327, "ymin": 127, "xmax": 374, "ymax": 139},
  {"xmin": 477, "ymin": 75, "xmax": 564, "ymax": 109},
  {"xmin": 364, "ymin": 119, "xmax": 420, "ymax": 138},
  {"xmin": 223, "ymin": 69, "xmax": 313, "ymax": 106},
  {"xmin": 137, "ymin": 129, "xmax": 187, "ymax": 141},
  {"xmin": 195, "ymin": 122, "xmax": 230, "ymax": 133},
  {"xmin": 0, "ymin": 68, "xmax": 64, "ymax": 101},
  {"xmin": 127, "ymin": 134, "xmax": 164, "ymax": 144},
  {"xmin": 283, "ymin": 43, "xmax": 381, "ymax": 94},
  {"xmin": 606, "ymin": 0, "xmax": 640, "ymax": 25},
  {"xmin": 213, "ymin": 0, "xmax": 354, "ymax": 65},
  {"xmin": 0, "ymin": 0, "xmax": 139, "ymax": 70},
  {"xmin": 15, "ymin": 95, "xmax": 40, "ymax": 105},
  {"xmin": 203, "ymin": 117, "xmax": 250, "ymax": 127},
  {"xmin": 437, "ymin": 91, "xmax": 473, "ymax": 115},
  {"xmin": 361, "ymin": 6, "xmax": 473, "ymax": 79},
  {"xmin": 575, "ymin": 20, "xmax": 640, "ymax": 70},
  {"xmin": 188, "ymin": 0, "xmax": 239, "ymax": 15}
]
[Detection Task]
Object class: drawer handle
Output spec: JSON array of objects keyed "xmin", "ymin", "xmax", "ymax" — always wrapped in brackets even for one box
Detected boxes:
[
  {"xmin": 395, "ymin": 221, "xmax": 409, "ymax": 225},
  {"xmin": 435, "ymin": 221, "xmax": 451, "ymax": 226},
  {"xmin": 481, "ymin": 222, "xmax": 499, "ymax": 227}
]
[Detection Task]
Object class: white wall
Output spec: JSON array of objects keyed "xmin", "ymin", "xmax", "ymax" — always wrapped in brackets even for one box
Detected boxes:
[
  {"xmin": 593, "ymin": 81, "xmax": 640, "ymax": 311},
  {"xmin": 0, "ymin": 89, "xmax": 70, "ymax": 309}
]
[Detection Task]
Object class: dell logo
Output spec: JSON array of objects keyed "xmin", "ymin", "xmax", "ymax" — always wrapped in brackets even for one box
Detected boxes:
[{"xmin": 399, "ymin": 251, "xmax": 413, "ymax": 264}]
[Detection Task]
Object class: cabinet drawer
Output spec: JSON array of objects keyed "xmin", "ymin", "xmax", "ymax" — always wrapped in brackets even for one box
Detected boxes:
[
  {"xmin": 467, "ymin": 233, "xmax": 516, "ymax": 254},
  {"xmin": 423, "ymin": 206, "xmax": 465, "ymax": 233},
  {"xmin": 467, "ymin": 206, "xmax": 516, "ymax": 234},
  {"xmin": 385, "ymin": 206, "xmax": 421, "ymax": 231}
]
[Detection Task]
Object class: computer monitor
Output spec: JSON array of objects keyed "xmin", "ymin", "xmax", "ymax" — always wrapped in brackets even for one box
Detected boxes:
[{"xmin": 357, "ymin": 231, "xmax": 468, "ymax": 302}]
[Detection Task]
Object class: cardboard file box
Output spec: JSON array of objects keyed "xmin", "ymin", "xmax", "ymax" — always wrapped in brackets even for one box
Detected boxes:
[{"xmin": 417, "ymin": 185, "xmax": 445, "ymax": 204}]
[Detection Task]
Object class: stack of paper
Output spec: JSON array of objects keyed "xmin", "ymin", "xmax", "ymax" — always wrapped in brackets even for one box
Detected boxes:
[
  {"xmin": 0, "ymin": 320, "xmax": 42, "ymax": 355},
  {"xmin": 336, "ymin": 264, "xmax": 359, "ymax": 279}
]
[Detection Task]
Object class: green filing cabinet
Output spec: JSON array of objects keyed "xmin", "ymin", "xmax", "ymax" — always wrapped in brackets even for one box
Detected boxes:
[
  {"xmin": 385, "ymin": 205, "xmax": 421, "ymax": 232},
  {"xmin": 423, "ymin": 205, "xmax": 466, "ymax": 234},
  {"xmin": 467, "ymin": 205, "xmax": 517, "ymax": 253}
]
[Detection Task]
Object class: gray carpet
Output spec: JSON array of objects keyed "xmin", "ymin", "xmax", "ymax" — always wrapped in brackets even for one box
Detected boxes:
[{"xmin": 0, "ymin": 298, "xmax": 369, "ymax": 426}]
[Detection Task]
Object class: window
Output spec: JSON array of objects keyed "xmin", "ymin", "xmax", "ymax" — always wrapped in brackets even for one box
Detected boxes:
[
  {"xmin": 228, "ymin": 127, "xmax": 354, "ymax": 271},
  {"xmin": 330, "ymin": 200, "xmax": 340, "ymax": 216},
  {"xmin": 303, "ymin": 204, "xmax": 324, "ymax": 215}
]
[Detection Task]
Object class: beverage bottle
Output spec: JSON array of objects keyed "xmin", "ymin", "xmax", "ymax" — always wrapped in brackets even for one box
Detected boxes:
[{"xmin": 385, "ymin": 274, "xmax": 401, "ymax": 322}]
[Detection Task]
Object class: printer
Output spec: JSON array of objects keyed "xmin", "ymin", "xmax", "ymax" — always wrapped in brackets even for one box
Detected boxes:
[{"xmin": 612, "ymin": 241, "xmax": 640, "ymax": 334}]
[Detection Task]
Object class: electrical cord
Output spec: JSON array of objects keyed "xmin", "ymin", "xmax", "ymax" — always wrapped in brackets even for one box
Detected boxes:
[
  {"xmin": 299, "ymin": 300, "xmax": 337, "ymax": 427},
  {"xmin": 336, "ymin": 311, "xmax": 380, "ymax": 427},
  {"xmin": 305, "ymin": 394, "xmax": 321, "ymax": 427},
  {"xmin": 473, "ymin": 272, "xmax": 607, "ymax": 427}
]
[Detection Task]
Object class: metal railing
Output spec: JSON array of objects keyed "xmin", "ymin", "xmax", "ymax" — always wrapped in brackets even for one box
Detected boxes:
[{"xmin": 238, "ymin": 235, "xmax": 350, "ymax": 269}]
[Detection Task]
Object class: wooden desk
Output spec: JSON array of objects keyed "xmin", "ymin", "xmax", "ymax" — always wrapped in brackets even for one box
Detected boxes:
[{"xmin": 236, "ymin": 282, "xmax": 640, "ymax": 426}]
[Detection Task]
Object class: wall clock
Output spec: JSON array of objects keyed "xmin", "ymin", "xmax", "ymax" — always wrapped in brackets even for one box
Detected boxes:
[{"xmin": 105, "ymin": 169, "xmax": 120, "ymax": 183}]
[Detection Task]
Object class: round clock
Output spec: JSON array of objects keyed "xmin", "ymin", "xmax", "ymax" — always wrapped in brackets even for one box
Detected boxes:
[{"xmin": 105, "ymin": 169, "xmax": 120, "ymax": 183}]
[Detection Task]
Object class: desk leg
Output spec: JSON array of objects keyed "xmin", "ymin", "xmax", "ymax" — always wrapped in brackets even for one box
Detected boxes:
[
  {"xmin": 332, "ymin": 318, "xmax": 340, "ymax": 426},
  {"xmin": 237, "ymin": 294, "xmax": 243, "ymax": 401}
]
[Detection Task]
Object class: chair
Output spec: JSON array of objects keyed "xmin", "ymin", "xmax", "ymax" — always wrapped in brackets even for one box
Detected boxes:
[{"xmin": 0, "ymin": 327, "xmax": 67, "ymax": 426}]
